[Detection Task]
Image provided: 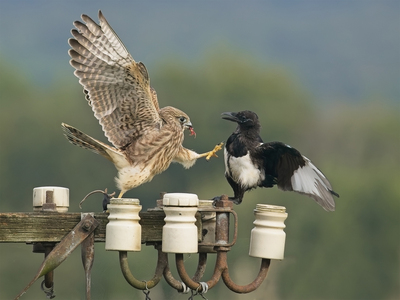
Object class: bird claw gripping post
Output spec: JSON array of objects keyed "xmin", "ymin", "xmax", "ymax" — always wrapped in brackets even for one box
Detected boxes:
[
  {"xmin": 79, "ymin": 189, "xmax": 115, "ymax": 211},
  {"xmin": 14, "ymin": 214, "xmax": 99, "ymax": 300}
]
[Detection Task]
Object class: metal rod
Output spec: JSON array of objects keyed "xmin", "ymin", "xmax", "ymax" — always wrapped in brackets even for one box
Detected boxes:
[
  {"xmin": 43, "ymin": 245, "xmax": 54, "ymax": 289},
  {"xmin": 192, "ymin": 253, "xmax": 207, "ymax": 282},
  {"xmin": 175, "ymin": 253, "xmax": 202, "ymax": 290},
  {"xmin": 197, "ymin": 207, "xmax": 238, "ymax": 248},
  {"xmin": 176, "ymin": 246, "xmax": 272, "ymax": 293},
  {"xmin": 221, "ymin": 258, "xmax": 271, "ymax": 293},
  {"xmin": 42, "ymin": 191, "xmax": 55, "ymax": 290},
  {"xmin": 118, "ymin": 247, "xmax": 166, "ymax": 290},
  {"xmin": 163, "ymin": 254, "xmax": 187, "ymax": 292},
  {"xmin": 175, "ymin": 251, "xmax": 226, "ymax": 292},
  {"xmin": 81, "ymin": 213, "xmax": 95, "ymax": 300}
]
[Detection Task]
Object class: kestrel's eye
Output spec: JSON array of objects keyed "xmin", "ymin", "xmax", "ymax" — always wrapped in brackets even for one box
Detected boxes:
[{"xmin": 179, "ymin": 116, "xmax": 186, "ymax": 123}]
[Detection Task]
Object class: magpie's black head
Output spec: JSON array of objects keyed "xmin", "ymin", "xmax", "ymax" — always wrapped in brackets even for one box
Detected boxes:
[{"xmin": 221, "ymin": 111, "xmax": 260, "ymax": 131}]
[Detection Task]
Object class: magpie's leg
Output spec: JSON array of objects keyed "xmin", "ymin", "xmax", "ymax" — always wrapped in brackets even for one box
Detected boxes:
[
  {"xmin": 212, "ymin": 175, "xmax": 245, "ymax": 205},
  {"xmin": 227, "ymin": 174, "xmax": 245, "ymax": 204}
]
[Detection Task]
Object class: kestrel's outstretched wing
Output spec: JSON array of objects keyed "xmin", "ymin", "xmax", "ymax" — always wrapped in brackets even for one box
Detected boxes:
[
  {"xmin": 68, "ymin": 10, "xmax": 161, "ymax": 148},
  {"xmin": 64, "ymin": 11, "xmax": 223, "ymax": 199}
]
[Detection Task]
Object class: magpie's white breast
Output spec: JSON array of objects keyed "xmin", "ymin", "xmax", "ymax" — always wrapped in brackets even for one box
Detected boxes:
[{"xmin": 225, "ymin": 148, "xmax": 264, "ymax": 188}]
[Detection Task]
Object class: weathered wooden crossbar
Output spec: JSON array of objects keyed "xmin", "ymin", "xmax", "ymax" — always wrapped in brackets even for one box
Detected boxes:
[{"xmin": 0, "ymin": 211, "xmax": 202, "ymax": 243}]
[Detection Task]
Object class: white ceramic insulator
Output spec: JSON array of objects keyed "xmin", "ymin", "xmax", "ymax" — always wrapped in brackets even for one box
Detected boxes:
[
  {"xmin": 105, "ymin": 198, "xmax": 142, "ymax": 252},
  {"xmin": 33, "ymin": 186, "xmax": 69, "ymax": 212},
  {"xmin": 162, "ymin": 193, "xmax": 199, "ymax": 253},
  {"xmin": 249, "ymin": 204, "xmax": 288, "ymax": 260}
]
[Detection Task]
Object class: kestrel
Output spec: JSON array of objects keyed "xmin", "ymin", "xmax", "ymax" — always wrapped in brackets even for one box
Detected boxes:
[
  {"xmin": 62, "ymin": 11, "xmax": 222, "ymax": 198},
  {"xmin": 218, "ymin": 110, "xmax": 339, "ymax": 211}
]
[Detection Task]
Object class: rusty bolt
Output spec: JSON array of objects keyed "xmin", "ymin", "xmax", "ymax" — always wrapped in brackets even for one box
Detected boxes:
[
  {"xmin": 215, "ymin": 195, "xmax": 233, "ymax": 209},
  {"xmin": 82, "ymin": 220, "xmax": 93, "ymax": 231}
]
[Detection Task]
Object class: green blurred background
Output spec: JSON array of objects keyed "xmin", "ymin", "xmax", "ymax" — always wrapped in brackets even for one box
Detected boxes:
[{"xmin": 0, "ymin": 1, "xmax": 399, "ymax": 299}]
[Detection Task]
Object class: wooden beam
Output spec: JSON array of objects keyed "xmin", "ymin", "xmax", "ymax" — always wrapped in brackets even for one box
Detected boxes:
[{"xmin": 0, "ymin": 211, "xmax": 202, "ymax": 243}]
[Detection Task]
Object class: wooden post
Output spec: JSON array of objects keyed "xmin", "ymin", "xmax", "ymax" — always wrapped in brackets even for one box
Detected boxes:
[{"xmin": 0, "ymin": 211, "xmax": 203, "ymax": 244}]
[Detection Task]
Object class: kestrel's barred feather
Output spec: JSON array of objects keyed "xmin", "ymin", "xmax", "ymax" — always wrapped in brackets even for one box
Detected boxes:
[
  {"xmin": 62, "ymin": 123, "xmax": 112, "ymax": 159},
  {"xmin": 68, "ymin": 11, "xmax": 160, "ymax": 148},
  {"xmin": 63, "ymin": 11, "xmax": 222, "ymax": 197}
]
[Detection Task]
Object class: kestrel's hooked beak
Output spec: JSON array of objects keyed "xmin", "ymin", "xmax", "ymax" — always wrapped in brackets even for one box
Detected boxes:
[{"xmin": 184, "ymin": 121, "xmax": 196, "ymax": 138}]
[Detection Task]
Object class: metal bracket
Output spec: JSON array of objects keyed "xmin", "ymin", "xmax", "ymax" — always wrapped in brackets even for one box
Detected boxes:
[
  {"xmin": 81, "ymin": 213, "xmax": 96, "ymax": 300},
  {"xmin": 14, "ymin": 214, "xmax": 99, "ymax": 300}
]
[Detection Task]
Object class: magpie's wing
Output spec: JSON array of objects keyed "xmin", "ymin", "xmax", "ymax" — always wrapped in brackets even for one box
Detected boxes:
[{"xmin": 258, "ymin": 142, "xmax": 338, "ymax": 211}]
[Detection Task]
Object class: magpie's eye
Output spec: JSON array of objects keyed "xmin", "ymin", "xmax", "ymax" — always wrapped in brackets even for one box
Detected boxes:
[
  {"xmin": 238, "ymin": 114, "xmax": 253, "ymax": 125},
  {"xmin": 237, "ymin": 115, "xmax": 248, "ymax": 123},
  {"xmin": 179, "ymin": 116, "xmax": 186, "ymax": 123}
]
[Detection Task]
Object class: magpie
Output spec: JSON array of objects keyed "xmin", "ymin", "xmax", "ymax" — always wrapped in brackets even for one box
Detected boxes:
[{"xmin": 219, "ymin": 110, "xmax": 339, "ymax": 211}]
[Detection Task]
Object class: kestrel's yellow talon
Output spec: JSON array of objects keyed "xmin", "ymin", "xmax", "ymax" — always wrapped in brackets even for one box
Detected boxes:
[{"xmin": 206, "ymin": 142, "xmax": 224, "ymax": 160}]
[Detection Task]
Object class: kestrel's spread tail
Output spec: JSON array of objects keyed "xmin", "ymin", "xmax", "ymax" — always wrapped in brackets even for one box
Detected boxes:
[
  {"xmin": 62, "ymin": 123, "xmax": 119, "ymax": 163},
  {"xmin": 63, "ymin": 11, "xmax": 222, "ymax": 197}
]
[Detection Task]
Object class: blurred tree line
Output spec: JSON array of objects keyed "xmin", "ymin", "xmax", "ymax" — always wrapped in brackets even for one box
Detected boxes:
[{"xmin": 0, "ymin": 49, "xmax": 398, "ymax": 300}]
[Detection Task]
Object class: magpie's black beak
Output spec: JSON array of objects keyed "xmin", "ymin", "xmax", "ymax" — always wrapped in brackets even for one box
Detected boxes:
[{"xmin": 221, "ymin": 112, "xmax": 240, "ymax": 123}]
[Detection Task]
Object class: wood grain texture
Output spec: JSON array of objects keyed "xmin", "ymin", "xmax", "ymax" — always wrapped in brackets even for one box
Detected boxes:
[{"xmin": 0, "ymin": 211, "xmax": 202, "ymax": 243}]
